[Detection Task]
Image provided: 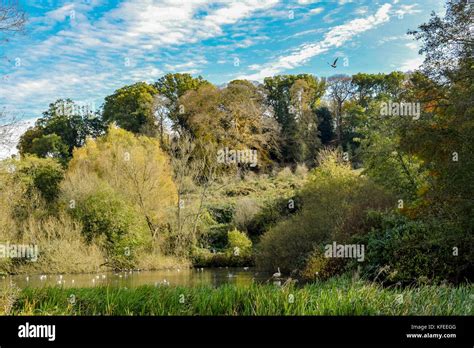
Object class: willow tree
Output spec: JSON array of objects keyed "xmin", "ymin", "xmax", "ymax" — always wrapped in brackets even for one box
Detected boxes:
[{"xmin": 64, "ymin": 125, "xmax": 177, "ymax": 239}]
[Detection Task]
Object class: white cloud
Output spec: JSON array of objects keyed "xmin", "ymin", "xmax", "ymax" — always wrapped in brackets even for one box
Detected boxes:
[
  {"xmin": 297, "ymin": 0, "xmax": 321, "ymax": 4},
  {"xmin": 309, "ymin": 7, "xmax": 324, "ymax": 15},
  {"xmin": 394, "ymin": 4, "xmax": 421, "ymax": 18},
  {"xmin": 239, "ymin": 4, "xmax": 392, "ymax": 80},
  {"xmin": 405, "ymin": 42, "xmax": 418, "ymax": 51},
  {"xmin": 0, "ymin": 0, "xmax": 280, "ymax": 115},
  {"xmin": 354, "ymin": 6, "xmax": 368, "ymax": 15},
  {"xmin": 399, "ymin": 56, "xmax": 424, "ymax": 72}
]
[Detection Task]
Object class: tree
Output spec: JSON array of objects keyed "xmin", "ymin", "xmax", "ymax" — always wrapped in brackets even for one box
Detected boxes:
[
  {"xmin": 264, "ymin": 74, "xmax": 326, "ymax": 164},
  {"xmin": 177, "ymin": 80, "xmax": 280, "ymax": 171},
  {"xmin": 29, "ymin": 134, "xmax": 69, "ymax": 163},
  {"xmin": 0, "ymin": 1, "xmax": 26, "ymax": 45},
  {"xmin": 102, "ymin": 82, "xmax": 158, "ymax": 134},
  {"xmin": 154, "ymin": 73, "xmax": 210, "ymax": 134},
  {"xmin": 408, "ymin": 0, "xmax": 473, "ymax": 82},
  {"xmin": 327, "ymin": 75, "xmax": 354, "ymax": 146},
  {"xmin": 316, "ymin": 107, "xmax": 335, "ymax": 146},
  {"xmin": 18, "ymin": 99, "xmax": 104, "ymax": 163},
  {"xmin": 0, "ymin": 155, "xmax": 64, "ymax": 214},
  {"xmin": 64, "ymin": 125, "xmax": 178, "ymax": 239},
  {"xmin": 0, "ymin": 109, "xmax": 20, "ymax": 152},
  {"xmin": 289, "ymin": 79, "xmax": 321, "ymax": 164},
  {"xmin": 401, "ymin": 0, "xmax": 474, "ymax": 226},
  {"xmin": 219, "ymin": 79, "xmax": 280, "ymax": 168},
  {"xmin": 351, "ymin": 72, "xmax": 405, "ymax": 106}
]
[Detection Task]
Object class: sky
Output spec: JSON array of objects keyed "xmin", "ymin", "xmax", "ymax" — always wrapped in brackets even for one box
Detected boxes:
[{"xmin": 0, "ymin": 0, "xmax": 446, "ymax": 121}]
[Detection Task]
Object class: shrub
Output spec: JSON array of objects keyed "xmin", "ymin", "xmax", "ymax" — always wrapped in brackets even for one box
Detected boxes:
[
  {"xmin": 72, "ymin": 186, "xmax": 149, "ymax": 269},
  {"xmin": 192, "ymin": 229, "xmax": 253, "ymax": 267},
  {"xmin": 199, "ymin": 223, "xmax": 230, "ymax": 250},
  {"xmin": 206, "ymin": 203, "xmax": 235, "ymax": 224},
  {"xmin": 357, "ymin": 212, "xmax": 473, "ymax": 285},
  {"xmin": 226, "ymin": 229, "xmax": 252, "ymax": 256},
  {"xmin": 256, "ymin": 150, "xmax": 394, "ymax": 274},
  {"xmin": 301, "ymin": 249, "xmax": 347, "ymax": 281},
  {"xmin": 4, "ymin": 156, "xmax": 64, "ymax": 204},
  {"xmin": 233, "ymin": 198, "xmax": 261, "ymax": 232},
  {"xmin": 276, "ymin": 167, "xmax": 293, "ymax": 180},
  {"xmin": 294, "ymin": 164, "xmax": 308, "ymax": 178},
  {"xmin": 246, "ymin": 195, "xmax": 302, "ymax": 237}
]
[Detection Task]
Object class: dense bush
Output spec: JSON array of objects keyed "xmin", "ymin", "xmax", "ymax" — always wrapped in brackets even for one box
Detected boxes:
[
  {"xmin": 193, "ymin": 229, "xmax": 254, "ymax": 267},
  {"xmin": 226, "ymin": 229, "xmax": 252, "ymax": 256},
  {"xmin": 357, "ymin": 212, "xmax": 473, "ymax": 285},
  {"xmin": 233, "ymin": 198, "xmax": 261, "ymax": 232},
  {"xmin": 246, "ymin": 195, "xmax": 302, "ymax": 238},
  {"xmin": 206, "ymin": 203, "xmax": 234, "ymax": 224},
  {"xmin": 7, "ymin": 156, "xmax": 64, "ymax": 204},
  {"xmin": 256, "ymin": 151, "xmax": 394, "ymax": 274},
  {"xmin": 72, "ymin": 187, "xmax": 148, "ymax": 269},
  {"xmin": 199, "ymin": 223, "xmax": 231, "ymax": 250}
]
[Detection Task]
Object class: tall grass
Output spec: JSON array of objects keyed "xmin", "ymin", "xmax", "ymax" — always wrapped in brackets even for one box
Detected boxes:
[{"xmin": 8, "ymin": 277, "xmax": 472, "ymax": 316}]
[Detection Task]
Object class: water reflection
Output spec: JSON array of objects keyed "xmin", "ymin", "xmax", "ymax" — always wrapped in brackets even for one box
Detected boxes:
[{"xmin": 1, "ymin": 268, "xmax": 275, "ymax": 289}]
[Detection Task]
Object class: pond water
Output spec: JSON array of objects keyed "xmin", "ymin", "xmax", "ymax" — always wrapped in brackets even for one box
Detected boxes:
[{"xmin": 1, "ymin": 268, "xmax": 283, "ymax": 289}]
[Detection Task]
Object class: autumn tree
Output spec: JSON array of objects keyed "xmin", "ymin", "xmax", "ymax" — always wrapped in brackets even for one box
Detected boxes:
[
  {"xmin": 154, "ymin": 73, "xmax": 210, "ymax": 135},
  {"xmin": 64, "ymin": 126, "xmax": 178, "ymax": 240}
]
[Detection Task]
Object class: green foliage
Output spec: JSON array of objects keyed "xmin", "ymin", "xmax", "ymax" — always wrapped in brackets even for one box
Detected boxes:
[
  {"xmin": 264, "ymin": 74, "xmax": 326, "ymax": 164},
  {"xmin": 102, "ymin": 82, "xmax": 158, "ymax": 134},
  {"xmin": 206, "ymin": 204, "xmax": 235, "ymax": 224},
  {"xmin": 155, "ymin": 73, "xmax": 209, "ymax": 106},
  {"xmin": 257, "ymin": 150, "xmax": 393, "ymax": 274},
  {"xmin": 154, "ymin": 73, "xmax": 210, "ymax": 133},
  {"xmin": 316, "ymin": 106, "xmax": 335, "ymax": 146},
  {"xmin": 226, "ymin": 229, "xmax": 252, "ymax": 256},
  {"xmin": 246, "ymin": 195, "xmax": 301, "ymax": 237},
  {"xmin": 29, "ymin": 134, "xmax": 69, "ymax": 164},
  {"xmin": 301, "ymin": 249, "xmax": 347, "ymax": 281},
  {"xmin": 3, "ymin": 156, "xmax": 64, "ymax": 206},
  {"xmin": 357, "ymin": 213, "xmax": 473, "ymax": 285},
  {"xmin": 18, "ymin": 99, "xmax": 104, "ymax": 163},
  {"xmin": 72, "ymin": 187, "xmax": 148, "ymax": 269},
  {"xmin": 10, "ymin": 278, "xmax": 473, "ymax": 315},
  {"xmin": 192, "ymin": 247, "xmax": 253, "ymax": 268}
]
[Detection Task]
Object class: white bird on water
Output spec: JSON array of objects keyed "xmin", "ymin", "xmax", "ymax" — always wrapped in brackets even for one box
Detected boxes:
[{"xmin": 272, "ymin": 267, "xmax": 282, "ymax": 278}]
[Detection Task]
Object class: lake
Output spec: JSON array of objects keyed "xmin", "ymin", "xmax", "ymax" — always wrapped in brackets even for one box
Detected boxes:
[{"xmin": 1, "ymin": 268, "xmax": 283, "ymax": 289}]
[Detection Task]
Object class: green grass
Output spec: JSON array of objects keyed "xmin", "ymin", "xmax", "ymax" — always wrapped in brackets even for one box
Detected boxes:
[{"xmin": 5, "ymin": 276, "xmax": 473, "ymax": 316}]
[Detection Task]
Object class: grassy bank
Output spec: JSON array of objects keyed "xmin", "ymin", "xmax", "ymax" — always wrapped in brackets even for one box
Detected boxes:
[{"xmin": 4, "ymin": 277, "xmax": 472, "ymax": 315}]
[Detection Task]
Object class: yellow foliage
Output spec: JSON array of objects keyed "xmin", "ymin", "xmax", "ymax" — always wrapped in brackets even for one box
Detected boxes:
[{"xmin": 64, "ymin": 126, "xmax": 178, "ymax": 236}]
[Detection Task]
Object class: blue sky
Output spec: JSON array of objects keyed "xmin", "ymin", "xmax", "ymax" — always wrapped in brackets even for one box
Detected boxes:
[{"xmin": 0, "ymin": 0, "xmax": 445, "ymax": 119}]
